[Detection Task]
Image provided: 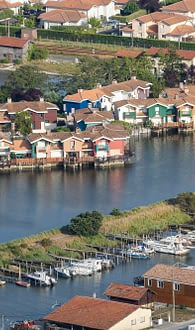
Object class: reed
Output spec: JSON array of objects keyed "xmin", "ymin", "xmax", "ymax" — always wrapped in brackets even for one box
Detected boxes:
[{"xmin": 101, "ymin": 202, "xmax": 191, "ymax": 236}]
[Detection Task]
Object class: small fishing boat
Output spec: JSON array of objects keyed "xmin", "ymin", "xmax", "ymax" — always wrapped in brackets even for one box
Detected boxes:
[
  {"xmin": 16, "ymin": 264, "xmax": 31, "ymax": 287},
  {"xmin": 126, "ymin": 249, "xmax": 149, "ymax": 259},
  {"xmin": 0, "ymin": 280, "xmax": 6, "ymax": 286},
  {"xmin": 26, "ymin": 270, "xmax": 57, "ymax": 287},
  {"xmin": 54, "ymin": 266, "xmax": 72, "ymax": 279},
  {"xmin": 16, "ymin": 280, "xmax": 31, "ymax": 288}
]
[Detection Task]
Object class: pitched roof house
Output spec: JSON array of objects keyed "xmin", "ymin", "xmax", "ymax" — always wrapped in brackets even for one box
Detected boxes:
[
  {"xmin": 104, "ymin": 282, "xmax": 155, "ymax": 307},
  {"xmin": 132, "ymin": 11, "xmax": 194, "ymax": 41},
  {"xmin": 43, "ymin": 295, "xmax": 152, "ymax": 330},
  {"xmin": 0, "ymin": 99, "xmax": 59, "ymax": 133},
  {"xmin": 72, "ymin": 106, "xmax": 114, "ymax": 130},
  {"xmin": 144, "ymin": 263, "xmax": 195, "ymax": 308},
  {"xmin": 45, "ymin": 0, "xmax": 116, "ymax": 20},
  {"xmin": 64, "ymin": 78, "xmax": 151, "ymax": 114},
  {"xmin": 38, "ymin": 9, "xmax": 87, "ymax": 29},
  {"xmin": 161, "ymin": 0, "xmax": 195, "ymax": 25},
  {"xmin": 0, "ymin": 36, "xmax": 30, "ymax": 62}
]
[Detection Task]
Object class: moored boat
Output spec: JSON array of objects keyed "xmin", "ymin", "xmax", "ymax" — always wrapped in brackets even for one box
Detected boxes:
[
  {"xmin": 143, "ymin": 238, "xmax": 190, "ymax": 256},
  {"xmin": 126, "ymin": 249, "xmax": 149, "ymax": 259},
  {"xmin": 15, "ymin": 280, "xmax": 31, "ymax": 288},
  {"xmin": 26, "ymin": 271, "xmax": 57, "ymax": 286},
  {"xmin": 54, "ymin": 266, "xmax": 72, "ymax": 279},
  {"xmin": 0, "ymin": 280, "xmax": 6, "ymax": 286}
]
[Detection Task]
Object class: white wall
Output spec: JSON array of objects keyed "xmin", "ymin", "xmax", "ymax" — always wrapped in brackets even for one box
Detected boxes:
[{"xmin": 109, "ymin": 308, "xmax": 151, "ymax": 330}]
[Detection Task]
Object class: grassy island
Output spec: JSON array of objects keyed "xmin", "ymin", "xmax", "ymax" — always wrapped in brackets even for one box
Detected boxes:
[{"xmin": 0, "ymin": 192, "xmax": 195, "ymax": 267}]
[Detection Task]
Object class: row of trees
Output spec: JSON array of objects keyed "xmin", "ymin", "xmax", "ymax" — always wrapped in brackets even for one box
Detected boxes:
[
  {"xmin": 123, "ymin": 0, "xmax": 179, "ymax": 15},
  {"xmin": 0, "ymin": 46, "xmax": 194, "ymax": 104}
]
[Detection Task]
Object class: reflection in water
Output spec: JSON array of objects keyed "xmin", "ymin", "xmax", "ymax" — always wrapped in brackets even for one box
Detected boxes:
[{"xmin": 1, "ymin": 134, "xmax": 195, "ymax": 242}]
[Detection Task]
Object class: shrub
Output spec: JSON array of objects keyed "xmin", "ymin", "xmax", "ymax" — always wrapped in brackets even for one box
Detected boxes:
[{"xmin": 68, "ymin": 211, "xmax": 103, "ymax": 236}]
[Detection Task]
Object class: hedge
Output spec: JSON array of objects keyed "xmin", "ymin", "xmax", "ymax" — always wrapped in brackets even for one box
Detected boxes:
[{"xmin": 2, "ymin": 26, "xmax": 195, "ymax": 52}]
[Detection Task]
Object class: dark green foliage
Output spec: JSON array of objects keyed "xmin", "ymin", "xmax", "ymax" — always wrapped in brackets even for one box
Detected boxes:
[
  {"xmin": 15, "ymin": 112, "xmax": 32, "ymax": 135},
  {"xmin": 122, "ymin": 1, "xmax": 139, "ymax": 15},
  {"xmin": 174, "ymin": 192, "xmax": 195, "ymax": 215},
  {"xmin": 29, "ymin": 45, "xmax": 48, "ymax": 60},
  {"xmin": 0, "ymin": 9, "xmax": 14, "ymax": 20},
  {"xmin": 138, "ymin": 0, "xmax": 160, "ymax": 13},
  {"xmin": 110, "ymin": 208, "xmax": 123, "ymax": 216},
  {"xmin": 68, "ymin": 211, "xmax": 103, "ymax": 236}
]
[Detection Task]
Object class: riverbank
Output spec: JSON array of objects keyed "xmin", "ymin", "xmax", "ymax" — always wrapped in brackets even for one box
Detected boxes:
[{"xmin": 0, "ymin": 197, "xmax": 192, "ymax": 267}]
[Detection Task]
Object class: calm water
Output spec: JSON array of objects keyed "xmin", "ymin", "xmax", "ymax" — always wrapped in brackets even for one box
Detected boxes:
[{"xmin": 1, "ymin": 133, "xmax": 195, "ymax": 327}]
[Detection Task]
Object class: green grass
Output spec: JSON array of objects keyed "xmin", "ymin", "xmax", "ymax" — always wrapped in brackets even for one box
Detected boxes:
[
  {"xmin": 113, "ymin": 9, "xmax": 146, "ymax": 23},
  {"xmin": 0, "ymin": 201, "xmax": 192, "ymax": 266}
]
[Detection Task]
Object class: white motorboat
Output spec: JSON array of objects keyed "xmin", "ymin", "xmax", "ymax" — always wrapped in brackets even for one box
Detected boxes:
[
  {"xmin": 54, "ymin": 266, "xmax": 72, "ymax": 279},
  {"xmin": 143, "ymin": 239, "xmax": 190, "ymax": 256},
  {"xmin": 0, "ymin": 280, "xmax": 6, "ymax": 286},
  {"xmin": 26, "ymin": 271, "xmax": 57, "ymax": 286},
  {"xmin": 160, "ymin": 234, "xmax": 192, "ymax": 249}
]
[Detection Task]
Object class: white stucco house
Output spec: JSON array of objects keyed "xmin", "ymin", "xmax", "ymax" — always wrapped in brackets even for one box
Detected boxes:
[{"xmin": 44, "ymin": 0, "xmax": 116, "ymax": 20}]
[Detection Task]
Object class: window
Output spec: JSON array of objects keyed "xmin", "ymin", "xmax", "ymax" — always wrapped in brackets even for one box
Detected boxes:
[
  {"xmin": 157, "ymin": 280, "xmax": 164, "ymax": 288},
  {"xmin": 70, "ymin": 140, "xmax": 75, "ymax": 150},
  {"xmin": 155, "ymin": 106, "xmax": 160, "ymax": 115},
  {"xmin": 148, "ymin": 279, "xmax": 152, "ymax": 287},
  {"xmin": 131, "ymin": 319, "xmax": 136, "ymax": 325},
  {"xmin": 173, "ymin": 282, "xmax": 180, "ymax": 291},
  {"xmin": 140, "ymin": 316, "xmax": 145, "ymax": 323}
]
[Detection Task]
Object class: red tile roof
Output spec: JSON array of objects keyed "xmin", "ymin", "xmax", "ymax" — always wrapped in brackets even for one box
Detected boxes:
[
  {"xmin": 116, "ymin": 49, "xmax": 143, "ymax": 58},
  {"xmin": 144, "ymin": 47, "xmax": 195, "ymax": 60},
  {"xmin": 144, "ymin": 263, "xmax": 195, "ymax": 285},
  {"xmin": 162, "ymin": 0, "xmax": 195, "ymax": 13},
  {"xmin": 44, "ymin": 296, "xmax": 138, "ymax": 329},
  {"xmin": 45, "ymin": 0, "xmax": 111, "ymax": 11},
  {"xmin": 39, "ymin": 9, "xmax": 86, "ymax": 23},
  {"xmin": 167, "ymin": 25, "xmax": 195, "ymax": 36},
  {"xmin": 0, "ymin": 36, "xmax": 29, "ymax": 48},
  {"xmin": 74, "ymin": 108, "xmax": 114, "ymax": 123},
  {"xmin": 0, "ymin": 100, "xmax": 59, "ymax": 113},
  {"xmin": 104, "ymin": 283, "xmax": 153, "ymax": 301},
  {"xmin": 64, "ymin": 78, "xmax": 151, "ymax": 102}
]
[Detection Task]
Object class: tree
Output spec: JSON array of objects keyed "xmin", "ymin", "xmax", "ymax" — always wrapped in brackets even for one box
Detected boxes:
[
  {"xmin": 68, "ymin": 211, "xmax": 103, "ymax": 236},
  {"xmin": 174, "ymin": 192, "xmax": 195, "ymax": 215},
  {"xmin": 123, "ymin": 1, "xmax": 139, "ymax": 15},
  {"xmin": 88, "ymin": 17, "xmax": 101, "ymax": 29},
  {"xmin": 138, "ymin": 0, "xmax": 160, "ymax": 13},
  {"xmin": 15, "ymin": 111, "xmax": 32, "ymax": 135},
  {"xmin": 3, "ymin": 65, "xmax": 46, "ymax": 101},
  {"xmin": 6, "ymin": 65, "xmax": 46, "ymax": 91},
  {"xmin": 160, "ymin": 47, "xmax": 187, "ymax": 88},
  {"xmin": 28, "ymin": 45, "xmax": 48, "ymax": 61}
]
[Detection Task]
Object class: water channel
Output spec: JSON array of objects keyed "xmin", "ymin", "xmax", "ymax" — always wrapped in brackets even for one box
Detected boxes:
[{"xmin": 1, "ymin": 133, "xmax": 195, "ymax": 327}]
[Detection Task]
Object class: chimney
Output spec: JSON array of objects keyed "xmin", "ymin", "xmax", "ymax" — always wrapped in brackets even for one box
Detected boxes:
[
  {"xmin": 131, "ymin": 76, "xmax": 136, "ymax": 80},
  {"xmin": 97, "ymin": 83, "xmax": 102, "ymax": 88},
  {"xmin": 7, "ymin": 97, "xmax": 12, "ymax": 103},
  {"xmin": 112, "ymin": 79, "xmax": 117, "ymax": 84},
  {"xmin": 184, "ymin": 87, "xmax": 189, "ymax": 95},
  {"xmin": 88, "ymin": 102, "xmax": 92, "ymax": 109},
  {"xmin": 175, "ymin": 93, "xmax": 179, "ymax": 100},
  {"xmin": 179, "ymin": 82, "xmax": 184, "ymax": 90},
  {"xmin": 40, "ymin": 97, "xmax": 44, "ymax": 102},
  {"xmin": 78, "ymin": 88, "xmax": 83, "ymax": 93},
  {"xmin": 93, "ymin": 292, "xmax": 96, "ymax": 298}
]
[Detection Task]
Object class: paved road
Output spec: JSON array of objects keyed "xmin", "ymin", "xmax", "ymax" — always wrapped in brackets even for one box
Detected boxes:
[{"xmin": 152, "ymin": 319, "xmax": 195, "ymax": 330}]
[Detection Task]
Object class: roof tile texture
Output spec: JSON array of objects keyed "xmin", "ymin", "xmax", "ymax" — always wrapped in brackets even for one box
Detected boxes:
[{"xmin": 44, "ymin": 296, "xmax": 138, "ymax": 329}]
